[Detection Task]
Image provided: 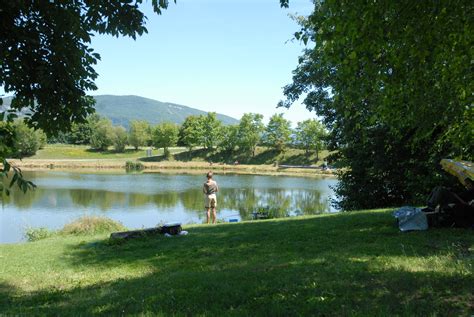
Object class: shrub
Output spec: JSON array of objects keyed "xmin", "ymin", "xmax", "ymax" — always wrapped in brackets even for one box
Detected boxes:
[
  {"xmin": 13, "ymin": 120, "xmax": 44, "ymax": 157},
  {"xmin": 125, "ymin": 161, "xmax": 144, "ymax": 171},
  {"xmin": 252, "ymin": 206, "xmax": 289, "ymax": 220},
  {"xmin": 35, "ymin": 129, "xmax": 47, "ymax": 149},
  {"xmin": 90, "ymin": 118, "xmax": 114, "ymax": 151},
  {"xmin": 112, "ymin": 125, "xmax": 128, "ymax": 152},
  {"xmin": 60, "ymin": 216, "xmax": 126, "ymax": 235},
  {"xmin": 25, "ymin": 227, "xmax": 54, "ymax": 242}
]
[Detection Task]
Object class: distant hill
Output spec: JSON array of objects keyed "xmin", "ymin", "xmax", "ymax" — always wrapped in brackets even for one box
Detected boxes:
[
  {"xmin": 1, "ymin": 95, "xmax": 239, "ymax": 128},
  {"xmin": 93, "ymin": 95, "xmax": 239, "ymax": 127}
]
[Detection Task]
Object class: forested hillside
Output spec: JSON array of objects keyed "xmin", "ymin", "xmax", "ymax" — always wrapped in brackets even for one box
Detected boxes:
[{"xmin": 1, "ymin": 95, "xmax": 239, "ymax": 128}]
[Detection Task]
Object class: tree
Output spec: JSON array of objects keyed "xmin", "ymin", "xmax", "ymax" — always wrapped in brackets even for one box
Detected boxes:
[
  {"xmin": 0, "ymin": 118, "xmax": 35, "ymax": 195},
  {"xmin": 220, "ymin": 125, "xmax": 239, "ymax": 153},
  {"xmin": 179, "ymin": 116, "xmax": 204, "ymax": 152},
  {"xmin": 12, "ymin": 120, "xmax": 42, "ymax": 157},
  {"xmin": 153, "ymin": 123, "xmax": 179, "ymax": 159},
  {"xmin": 1, "ymin": 1, "xmax": 174, "ymax": 194},
  {"xmin": 46, "ymin": 131, "xmax": 71, "ymax": 144},
  {"xmin": 263, "ymin": 114, "xmax": 291, "ymax": 153},
  {"xmin": 112, "ymin": 126, "xmax": 128, "ymax": 152},
  {"xmin": 69, "ymin": 121, "xmax": 93, "ymax": 145},
  {"xmin": 237, "ymin": 113, "xmax": 264, "ymax": 156},
  {"xmin": 280, "ymin": 1, "xmax": 473, "ymax": 209},
  {"xmin": 35, "ymin": 129, "xmax": 47, "ymax": 150},
  {"xmin": 0, "ymin": 1, "xmax": 175, "ymax": 135},
  {"xmin": 201, "ymin": 113, "xmax": 223, "ymax": 150},
  {"xmin": 129, "ymin": 120, "xmax": 151, "ymax": 150},
  {"xmin": 295, "ymin": 119, "xmax": 327, "ymax": 159},
  {"xmin": 90, "ymin": 118, "xmax": 114, "ymax": 151}
]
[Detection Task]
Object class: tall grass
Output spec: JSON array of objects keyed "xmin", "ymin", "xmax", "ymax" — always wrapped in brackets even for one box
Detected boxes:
[
  {"xmin": 24, "ymin": 227, "xmax": 54, "ymax": 242},
  {"xmin": 125, "ymin": 160, "xmax": 144, "ymax": 171},
  {"xmin": 60, "ymin": 216, "xmax": 126, "ymax": 235}
]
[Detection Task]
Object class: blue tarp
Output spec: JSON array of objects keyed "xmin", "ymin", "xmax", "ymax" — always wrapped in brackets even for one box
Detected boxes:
[{"xmin": 393, "ymin": 206, "xmax": 428, "ymax": 232}]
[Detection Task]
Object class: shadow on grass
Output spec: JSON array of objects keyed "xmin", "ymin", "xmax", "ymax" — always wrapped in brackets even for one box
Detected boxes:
[
  {"xmin": 280, "ymin": 153, "xmax": 318, "ymax": 165},
  {"xmin": 138, "ymin": 155, "xmax": 168, "ymax": 162},
  {"xmin": 64, "ymin": 211, "xmax": 474, "ymax": 268},
  {"xmin": 2, "ymin": 253, "xmax": 473, "ymax": 315},
  {"xmin": 170, "ymin": 148, "xmax": 287, "ymax": 165},
  {"xmin": 142, "ymin": 147, "xmax": 320, "ymax": 165},
  {"xmin": 172, "ymin": 148, "xmax": 240, "ymax": 164},
  {"xmin": 0, "ymin": 282, "xmax": 19, "ymax": 308},
  {"xmin": 86, "ymin": 148, "xmax": 143, "ymax": 155},
  {"xmin": 2, "ymin": 211, "xmax": 473, "ymax": 315},
  {"xmin": 173, "ymin": 148, "xmax": 210, "ymax": 162}
]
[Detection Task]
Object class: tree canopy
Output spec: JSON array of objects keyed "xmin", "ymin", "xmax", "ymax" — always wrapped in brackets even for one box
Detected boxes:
[
  {"xmin": 201, "ymin": 113, "xmax": 223, "ymax": 150},
  {"xmin": 179, "ymin": 115, "xmax": 204, "ymax": 151},
  {"xmin": 0, "ymin": 0, "xmax": 175, "ymax": 194},
  {"xmin": 153, "ymin": 122, "xmax": 179, "ymax": 158},
  {"xmin": 295, "ymin": 119, "xmax": 326, "ymax": 159},
  {"xmin": 0, "ymin": 0, "xmax": 175, "ymax": 135},
  {"xmin": 280, "ymin": 1, "xmax": 473, "ymax": 209},
  {"xmin": 237, "ymin": 113, "xmax": 265, "ymax": 156},
  {"xmin": 129, "ymin": 120, "xmax": 151, "ymax": 150},
  {"xmin": 263, "ymin": 114, "xmax": 292, "ymax": 153}
]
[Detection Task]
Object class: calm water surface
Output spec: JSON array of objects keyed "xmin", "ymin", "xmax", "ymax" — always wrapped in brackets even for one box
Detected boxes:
[{"xmin": 0, "ymin": 171, "xmax": 338, "ymax": 244}]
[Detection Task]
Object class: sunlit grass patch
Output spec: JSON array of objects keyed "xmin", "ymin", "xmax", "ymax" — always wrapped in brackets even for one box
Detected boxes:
[
  {"xmin": 1, "ymin": 210, "xmax": 473, "ymax": 315},
  {"xmin": 60, "ymin": 216, "xmax": 127, "ymax": 235}
]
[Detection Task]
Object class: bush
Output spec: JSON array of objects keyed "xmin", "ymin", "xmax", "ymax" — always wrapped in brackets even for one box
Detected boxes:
[
  {"xmin": 252, "ymin": 206, "xmax": 289, "ymax": 220},
  {"xmin": 125, "ymin": 161, "xmax": 144, "ymax": 171},
  {"xmin": 25, "ymin": 227, "xmax": 54, "ymax": 242},
  {"xmin": 112, "ymin": 125, "xmax": 128, "ymax": 152},
  {"xmin": 60, "ymin": 216, "xmax": 126, "ymax": 235},
  {"xmin": 90, "ymin": 118, "xmax": 114, "ymax": 151},
  {"xmin": 35, "ymin": 129, "xmax": 47, "ymax": 149},
  {"xmin": 12, "ymin": 120, "xmax": 45, "ymax": 157}
]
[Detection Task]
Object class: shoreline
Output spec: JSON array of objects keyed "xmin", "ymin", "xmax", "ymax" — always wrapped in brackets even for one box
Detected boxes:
[{"xmin": 8, "ymin": 159, "xmax": 337, "ymax": 178}]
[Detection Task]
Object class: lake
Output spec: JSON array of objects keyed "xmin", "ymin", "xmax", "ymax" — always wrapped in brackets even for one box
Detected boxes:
[{"xmin": 0, "ymin": 171, "xmax": 338, "ymax": 244}]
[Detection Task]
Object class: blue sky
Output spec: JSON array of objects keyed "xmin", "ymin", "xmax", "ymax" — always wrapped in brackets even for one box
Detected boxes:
[{"xmin": 90, "ymin": 0, "xmax": 315, "ymax": 125}]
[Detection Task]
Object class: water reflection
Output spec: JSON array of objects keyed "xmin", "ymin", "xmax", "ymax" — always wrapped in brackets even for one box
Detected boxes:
[
  {"xmin": 4, "ymin": 186, "xmax": 333, "ymax": 217},
  {"xmin": 1, "ymin": 171, "xmax": 338, "ymax": 243}
]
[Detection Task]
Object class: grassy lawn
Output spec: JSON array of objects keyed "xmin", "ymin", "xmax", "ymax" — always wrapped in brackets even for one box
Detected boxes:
[
  {"xmin": 167, "ymin": 147, "xmax": 331, "ymax": 166},
  {"xmin": 31, "ymin": 144, "xmax": 185, "ymax": 160},
  {"xmin": 1, "ymin": 210, "xmax": 473, "ymax": 315},
  {"xmin": 31, "ymin": 144, "xmax": 331, "ymax": 166}
]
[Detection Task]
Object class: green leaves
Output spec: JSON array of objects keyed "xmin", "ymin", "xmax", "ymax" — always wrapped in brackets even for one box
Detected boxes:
[
  {"xmin": 295, "ymin": 119, "xmax": 327, "ymax": 158},
  {"xmin": 237, "ymin": 113, "xmax": 264, "ymax": 156},
  {"xmin": 129, "ymin": 120, "xmax": 151, "ymax": 150},
  {"xmin": 280, "ymin": 1, "xmax": 474, "ymax": 209},
  {"xmin": 280, "ymin": 0, "xmax": 289, "ymax": 8},
  {"xmin": 89, "ymin": 117, "xmax": 114, "ymax": 151},
  {"xmin": 262, "ymin": 114, "xmax": 292, "ymax": 153},
  {"xmin": 152, "ymin": 122, "xmax": 179, "ymax": 157},
  {"xmin": 179, "ymin": 115, "xmax": 205, "ymax": 151},
  {"xmin": 1, "ymin": 0, "xmax": 177, "ymax": 196},
  {"xmin": 0, "ymin": 1, "xmax": 175, "ymax": 136},
  {"xmin": 1, "ymin": 159, "xmax": 36, "ymax": 197}
]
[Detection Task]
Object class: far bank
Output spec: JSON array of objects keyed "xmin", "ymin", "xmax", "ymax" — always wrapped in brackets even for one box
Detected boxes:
[
  {"xmin": 8, "ymin": 144, "xmax": 336, "ymax": 178},
  {"xmin": 8, "ymin": 158, "xmax": 336, "ymax": 178}
]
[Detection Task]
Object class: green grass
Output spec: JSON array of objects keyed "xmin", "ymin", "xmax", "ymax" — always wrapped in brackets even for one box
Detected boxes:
[
  {"xmin": 60, "ymin": 216, "xmax": 127, "ymax": 236},
  {"xmin": 143, "ymin": 147, "xmax": 331, "ymax": 166},
  {"xmin": 31, "ymin": 144, "xmax": 185, "ymax": 160},
  {"xmin": 32, "ymin": 144, "xmax": 330, "ymax": 166},
  {"xmin": 1, "ymin": 210, "xmax": 473, "ymax": 315},
  {"xmin": 25, "ymin": 217, "xmax": 126, "ymax": 241}
]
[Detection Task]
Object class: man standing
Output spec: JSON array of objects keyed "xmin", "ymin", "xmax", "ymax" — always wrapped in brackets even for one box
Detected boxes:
[{"xmin": 203, "ymin": 171, "xmax": 219, "ymax": 224}]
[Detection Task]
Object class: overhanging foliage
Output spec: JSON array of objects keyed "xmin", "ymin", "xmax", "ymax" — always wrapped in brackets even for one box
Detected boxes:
[{"xmin": 280, "ymin": 1, "xmax": 473, "ymax": 209}]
